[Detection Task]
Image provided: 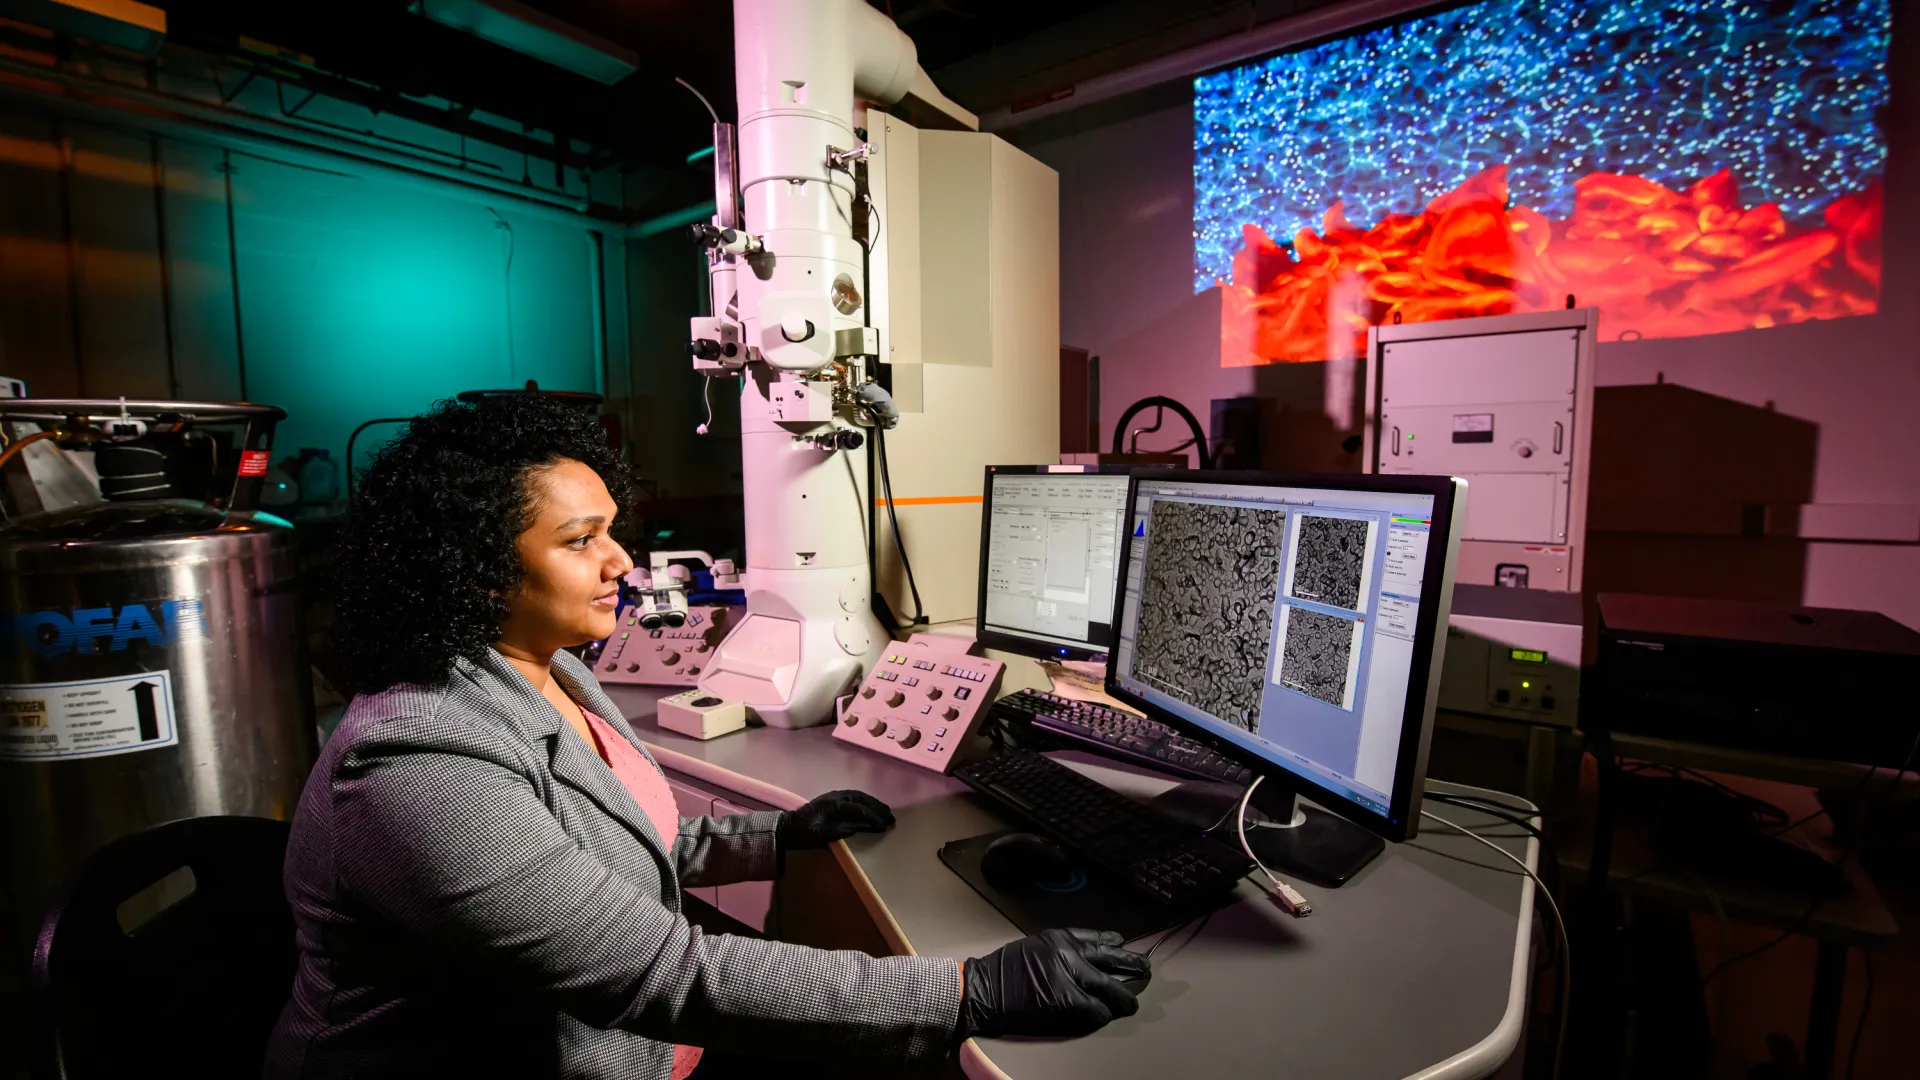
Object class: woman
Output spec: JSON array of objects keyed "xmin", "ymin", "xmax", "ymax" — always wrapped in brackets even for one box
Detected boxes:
[{"xmin": 266, "ymin": 394, "xmax": 1146, "ymax": 1079}]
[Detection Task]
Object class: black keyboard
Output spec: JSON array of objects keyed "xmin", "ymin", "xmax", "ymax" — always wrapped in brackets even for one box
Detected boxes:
[
  {"xmin": 988, "ymin": 689, "xmax": 1255, "ymax": 786},
  {"xmin": 954, "ymin": 747, "xmax": 1254, "ymax": 910}
]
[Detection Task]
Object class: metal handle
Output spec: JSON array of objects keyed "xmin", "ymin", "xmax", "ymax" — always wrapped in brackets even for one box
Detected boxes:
[
  {"xmin": 1391, "ymin": 426, "xmax": 1401, "ymax": 455},
  {"xmin": 0, "ymin": 399, "xmax": 286, "ymax": 422},
  {"xmin": 1553, "ymin": 422, "xmax": 1564, "ymax": 455}
]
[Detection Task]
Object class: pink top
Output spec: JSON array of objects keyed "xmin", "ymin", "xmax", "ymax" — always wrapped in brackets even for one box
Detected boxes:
[{"xmin": 582, "ymin": 711, "xmax": 704, "ymax": 1080}]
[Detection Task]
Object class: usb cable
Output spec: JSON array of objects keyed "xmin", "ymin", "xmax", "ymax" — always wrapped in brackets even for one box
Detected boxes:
[{"xmin": 1234, "ymin": 777, "xmax": 1312, "ymax": 917}]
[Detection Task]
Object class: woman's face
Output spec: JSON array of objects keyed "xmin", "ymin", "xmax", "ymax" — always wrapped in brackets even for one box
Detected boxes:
[{"xmin": 497, "ymin": 458, "xmax": 634, "ymax": 658}]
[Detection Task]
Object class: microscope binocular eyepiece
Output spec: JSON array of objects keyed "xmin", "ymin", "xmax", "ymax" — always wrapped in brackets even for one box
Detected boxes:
[{"xmin": 689, "ymin": 339, "xmax": 738, "ymax": 361}]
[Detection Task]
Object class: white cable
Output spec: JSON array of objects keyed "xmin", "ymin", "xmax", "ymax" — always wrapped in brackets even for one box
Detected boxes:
[
  {"xmin": 1422, "ymin": 808, "xmax": 1569, "ymax": 1080},
  {"xmin": 695, "ymin": 378, "xmax": 714, "ymax": 435},
  {"xmin": 1234, "ymin": 777, "xmax": 1312, "ymax": 917},
  {"xmin": 675, "ymin": 77, "xmax": 720, "ymax": 126},
  {"xmin": 863, "ymin": 192, "xmax": 882, "ymax": 252}
]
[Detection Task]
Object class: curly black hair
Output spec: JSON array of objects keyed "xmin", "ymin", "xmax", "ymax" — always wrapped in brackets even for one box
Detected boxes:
[{"xmin": 330, "ymin": 394, "xmax": 635, "ymax": 693}]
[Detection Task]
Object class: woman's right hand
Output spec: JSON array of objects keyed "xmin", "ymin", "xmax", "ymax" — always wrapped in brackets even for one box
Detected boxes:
[{"xmin": 957, "ymin": 928, "xmax": 1150, "ymax": 1039}]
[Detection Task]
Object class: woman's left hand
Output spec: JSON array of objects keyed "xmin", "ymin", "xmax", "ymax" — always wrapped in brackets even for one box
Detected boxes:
[{"xmin": 777, "ymin": 790, "xmax": 896, "ymax": 851}]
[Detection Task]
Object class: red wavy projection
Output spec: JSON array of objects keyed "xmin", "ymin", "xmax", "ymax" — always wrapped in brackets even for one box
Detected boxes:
[{"xmin": 1220, "ymin": 165, "xmax": 1883, "ymax": 366}]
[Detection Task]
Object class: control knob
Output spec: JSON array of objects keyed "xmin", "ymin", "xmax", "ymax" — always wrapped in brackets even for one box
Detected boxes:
[
  {"xmin": 867, "ymin": 718, "xmax": 888, "ymax": 737},
  {"xmin": 896, "ymin": 725, "xmax": 922, "ymax": 749},
  {"xmin": 842, "ymin": 712, "xmax": 859, "ymax": 727},
  {"xmin": 925, "ymin": 687, "xmax": 942, "ymax": 701},
  {"xmin": 663, "ymin": 651, "xmax": 681, "ymax": 666},
  {"xmin": 886, "ymin": 691, "xmax": 905, "ymax": 708},
  {"xmin": 942, "ymin": 706, "xmax": 960, "ymax": 721},
  {"xmin": 861, "ymin": 686, "xmax": 877, "ymax": 699}
]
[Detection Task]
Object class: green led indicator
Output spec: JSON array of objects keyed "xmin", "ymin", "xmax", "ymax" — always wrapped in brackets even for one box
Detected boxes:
[{"xmin": 1509, "ymin": 648, "xmax": 1547, "ymax": 664}]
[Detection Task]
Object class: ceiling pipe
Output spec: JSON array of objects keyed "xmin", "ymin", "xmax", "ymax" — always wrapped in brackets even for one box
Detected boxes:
[
  {"xmin": 978, "ymin": 0, "xmax": 1441, "ymax": 132},
  {"xmin": 0, "ymin": 54, "xmax": 613, "ymax": 228}
]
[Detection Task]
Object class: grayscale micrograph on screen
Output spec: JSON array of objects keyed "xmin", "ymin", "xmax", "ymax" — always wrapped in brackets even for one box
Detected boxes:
[
  {"xmin": 1133, "ymin": 501, "xmax": 1288, "ymax": 732},
  {"xmin": 1278, "ymin": 607, "xmax": 1356, "ymax": 708},
  {"xmin": 1290, "ymin": 515, "xmax": 1370, "ymax": 611}
]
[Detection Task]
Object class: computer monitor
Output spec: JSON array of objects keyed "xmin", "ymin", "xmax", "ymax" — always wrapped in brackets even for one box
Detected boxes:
[
  {"xmin": 976, "ymin": 465, "xmax": 1135, "ymax": 662},
  {"xmin": 1107, "ymin": 470, "xmax": 1465, "ymax": 881}
]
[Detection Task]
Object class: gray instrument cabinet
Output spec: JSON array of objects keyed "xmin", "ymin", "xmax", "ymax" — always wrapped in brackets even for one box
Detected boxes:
[{"xmin": 1365, "ymin": 308, "xmax": 1597, "ymax": 593}]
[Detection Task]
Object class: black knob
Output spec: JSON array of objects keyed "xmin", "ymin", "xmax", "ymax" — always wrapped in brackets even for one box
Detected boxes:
[
  {"xmin": 834, "ymin": 429, "xmax": 865, "ymax": 451},
  {"xmin": 690, "ymin": 339, "xmax": 722, "ymax": 361}
]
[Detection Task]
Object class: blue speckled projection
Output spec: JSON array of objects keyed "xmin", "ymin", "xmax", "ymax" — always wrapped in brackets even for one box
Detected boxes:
[{"xmin": 1193, "ymin": 0, "xmax": 1891, "ymax": 292}]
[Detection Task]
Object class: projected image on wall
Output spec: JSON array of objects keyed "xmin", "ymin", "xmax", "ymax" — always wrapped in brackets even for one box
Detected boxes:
[{"xmin": 1194, "ymin": 0, "xmax": 1889, "ymax": 366}]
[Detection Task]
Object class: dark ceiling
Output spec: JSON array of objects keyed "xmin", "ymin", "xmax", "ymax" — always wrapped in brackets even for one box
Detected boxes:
[
  {"xmin": 152, "ymin": 1, "xmax": 1114, "ymax": 165},
  {"xmin": 144, "ymin": 0, "xmax": 1348, "ymax": 214}
]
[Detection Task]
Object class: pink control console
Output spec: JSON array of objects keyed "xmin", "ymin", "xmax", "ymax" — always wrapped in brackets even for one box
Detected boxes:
[
  {"xmin": 593, "ymin": 606, "xmax": 731, "ymax": 687},
  {"xmin": 833, "ymin": 637, "xmax": 1005, "ymax": 774}
]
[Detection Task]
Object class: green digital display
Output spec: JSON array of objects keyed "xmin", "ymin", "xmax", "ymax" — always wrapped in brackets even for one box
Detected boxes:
[{"xmin": 1509, "ymin": 648, "xmax": 1548, "ymax": 664}]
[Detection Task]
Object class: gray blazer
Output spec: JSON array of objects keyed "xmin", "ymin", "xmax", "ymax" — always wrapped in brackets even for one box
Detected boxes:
[{"xmin": 265, "ymin": 647, "xmax": 962, "ymax": 1079}]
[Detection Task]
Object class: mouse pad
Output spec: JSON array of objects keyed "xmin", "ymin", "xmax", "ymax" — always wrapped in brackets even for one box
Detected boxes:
[{"xmin": 939, "ymin": 829, "xmax": 1196, "ymax": 943}]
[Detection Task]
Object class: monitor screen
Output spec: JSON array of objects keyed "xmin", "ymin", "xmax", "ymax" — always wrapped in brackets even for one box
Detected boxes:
[
  {"xmin": 978, "ymin": 467, "xmax": 1133, "ymax": 659},
  {"xmin": 1110, "ymin": 474, "xmax": 1457, "ymax": 831}
]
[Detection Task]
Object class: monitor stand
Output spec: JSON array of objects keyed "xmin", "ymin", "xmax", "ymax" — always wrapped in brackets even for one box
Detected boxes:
[{"xmin": 1146, "ymin": 780, "xmax": 1384, "ymax": 887}]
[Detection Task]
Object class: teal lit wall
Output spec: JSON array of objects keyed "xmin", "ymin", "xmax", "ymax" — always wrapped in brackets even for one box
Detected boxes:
[
  {"xmin": 231, "ymin": 156, "xmax": 605, "ymax": 474},
  {"xmin": 0, "ymin": 110, "xmax": 621, "ymax": 485}
]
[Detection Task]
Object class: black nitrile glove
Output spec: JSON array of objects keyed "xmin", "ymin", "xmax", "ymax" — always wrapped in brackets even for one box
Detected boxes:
[
  {"xmin": 957, "ymin": 928, "xmax": 1150, "ymax": 1039},
  {"xmin": 777, "ymin": 790, "xmax": 895, "ymax": 852}
]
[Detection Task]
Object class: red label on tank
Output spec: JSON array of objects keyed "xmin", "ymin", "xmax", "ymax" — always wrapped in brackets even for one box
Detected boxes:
[{"xmin": 238, "ymin": 450, "xmax": 271, "ymax": 476}]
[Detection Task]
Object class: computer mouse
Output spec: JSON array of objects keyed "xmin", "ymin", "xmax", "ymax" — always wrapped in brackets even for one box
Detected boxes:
[{"xmin": 979, "ymin": 832, "xmax": 1078, "ymax": 892}]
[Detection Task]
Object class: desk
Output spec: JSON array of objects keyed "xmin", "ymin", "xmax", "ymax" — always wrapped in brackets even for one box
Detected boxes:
[{"xmin": 606, "ymin": 686, "xmax": 1544, "ymax": 1079}]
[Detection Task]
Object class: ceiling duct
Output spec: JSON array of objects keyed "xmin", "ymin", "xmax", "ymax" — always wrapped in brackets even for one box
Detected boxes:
[
  {"xmin": 0, "ymin": 0, "xmax": 165, "ymax": 55},
  {"xmin": 415, "ymin": 0, "xmax": 637, "ymax": 85}
]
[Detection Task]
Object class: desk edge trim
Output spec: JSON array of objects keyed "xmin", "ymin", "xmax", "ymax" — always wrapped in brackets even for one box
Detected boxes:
[
  {"xmin": 1405, "ymin": 797, "xmax": 1539, "ymax": 1080},
  {"xmin": 638, "ymin": 740, "xmax": 918, "ymax": 956}
]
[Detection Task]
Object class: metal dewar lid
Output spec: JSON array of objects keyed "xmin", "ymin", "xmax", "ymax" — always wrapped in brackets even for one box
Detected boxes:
[{"xmin": 0, "ymin": 499, "xmax": 292, "ymax": 573}]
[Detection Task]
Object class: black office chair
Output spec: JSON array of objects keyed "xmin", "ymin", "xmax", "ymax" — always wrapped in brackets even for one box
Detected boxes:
[{"xmin": 30, "ymin": 815, "xmax": 296, "ymax": 1079}]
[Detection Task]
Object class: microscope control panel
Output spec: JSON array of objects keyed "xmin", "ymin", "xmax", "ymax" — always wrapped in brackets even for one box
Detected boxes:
[
  {"xmin": 595, "ymin": 607, "xmax": 731, "ymax": 688},
  {"xmin": 834, "ymin": 639, "xmax": 1004, "ymax": 774}
]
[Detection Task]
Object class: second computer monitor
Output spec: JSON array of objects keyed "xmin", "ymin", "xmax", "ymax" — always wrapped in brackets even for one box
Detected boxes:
[
  {"xmin": 977, "ymin": 465, "xmax": 1135, "ymax": 661},
  {"xmin": 1108, "ymin": 471, "xmax": 1465, "ymax": 842}
]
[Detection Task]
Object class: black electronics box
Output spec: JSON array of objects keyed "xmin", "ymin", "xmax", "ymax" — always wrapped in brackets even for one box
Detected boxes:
[{"xmin": 1594, "ymin": 594, "xmax": 1920, "ymax": 768}]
